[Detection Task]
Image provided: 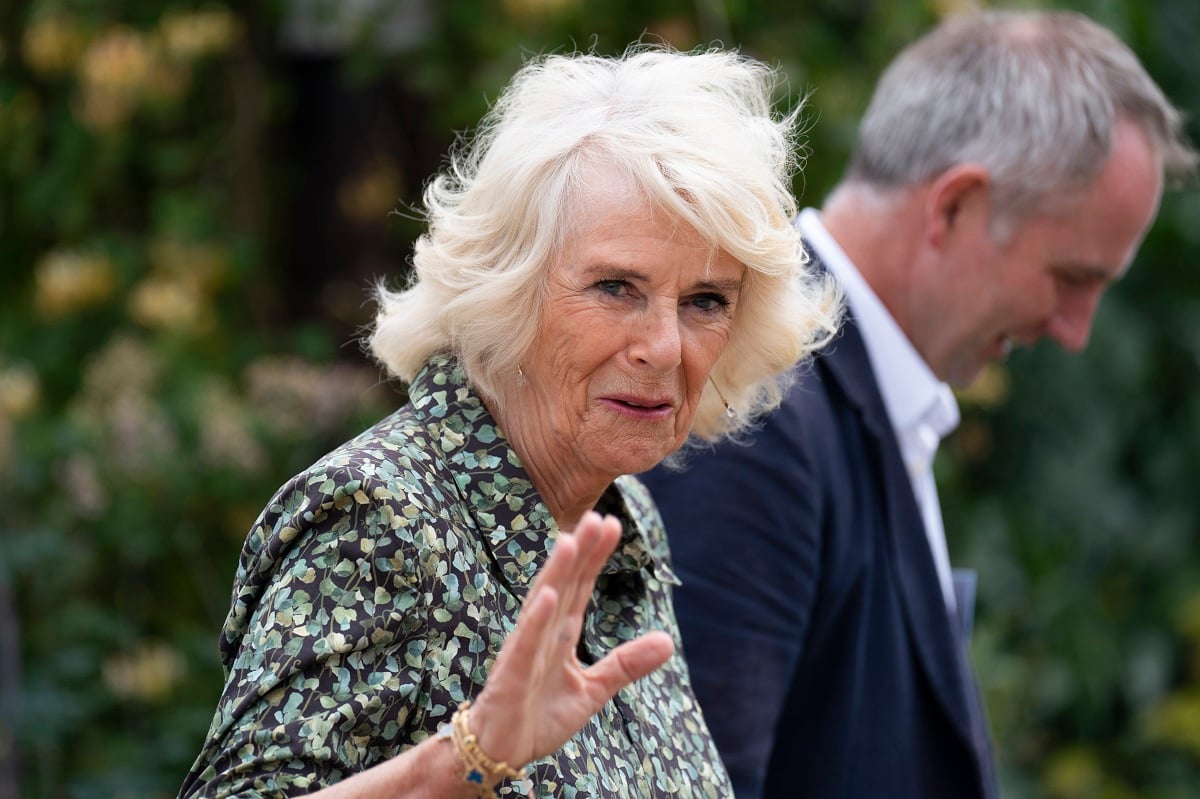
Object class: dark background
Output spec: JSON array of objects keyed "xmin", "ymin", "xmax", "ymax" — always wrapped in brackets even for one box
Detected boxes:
[{"xmin": 2, "ymin": 1, "xmax": 1199, "ymax": 796}]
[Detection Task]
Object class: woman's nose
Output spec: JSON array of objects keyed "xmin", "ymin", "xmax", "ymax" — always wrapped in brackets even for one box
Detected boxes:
[{"xmin": 628, "ymin": 306, "xmax": 683, "ymax": 369}]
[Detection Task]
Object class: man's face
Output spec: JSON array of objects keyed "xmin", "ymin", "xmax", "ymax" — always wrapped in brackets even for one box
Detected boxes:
[{"xmin": 922, "ymin": 119, "xmax": 1164, "ymax": 387}]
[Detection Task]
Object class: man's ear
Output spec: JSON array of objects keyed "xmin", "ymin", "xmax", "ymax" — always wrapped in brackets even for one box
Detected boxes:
[{"xmin": 925, "ymin": 164, "xmax": 991, "ymax": 249}]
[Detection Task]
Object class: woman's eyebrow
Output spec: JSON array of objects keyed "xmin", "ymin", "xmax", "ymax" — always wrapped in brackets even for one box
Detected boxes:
[{"xmin": 693, "ymin": 277, "xmax": 743, "ymax": 293}]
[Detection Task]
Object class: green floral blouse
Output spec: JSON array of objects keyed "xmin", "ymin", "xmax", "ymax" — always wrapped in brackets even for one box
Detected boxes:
[{"xmin": 179, "ymin": 355, "xmax": 732, "ymax": 798}]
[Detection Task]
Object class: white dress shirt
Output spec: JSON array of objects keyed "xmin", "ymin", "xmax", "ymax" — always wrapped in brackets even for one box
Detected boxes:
[{"xmin": 798, "ymin": 208, "xmax": 961, "ymax": 611}]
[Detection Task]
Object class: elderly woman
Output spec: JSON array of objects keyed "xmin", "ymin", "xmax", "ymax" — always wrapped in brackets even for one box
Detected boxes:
[{"xmin": 180, "ymin": 45, "xmax": 837, "ymax": 799}]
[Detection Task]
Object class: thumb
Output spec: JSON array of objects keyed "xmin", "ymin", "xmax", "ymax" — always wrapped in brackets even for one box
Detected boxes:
[{"xmin": 587, "ymin": 631, "xmax": 675, "ymax": 697}]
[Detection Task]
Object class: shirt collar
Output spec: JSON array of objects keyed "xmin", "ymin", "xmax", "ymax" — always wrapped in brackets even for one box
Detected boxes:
[
  {"xmin": 797, "ymin": 209, "xmax": 960, "ymax": 446},
  {"xmin": 406, "ymin": 355, "xmax": 671, "ymax": 592}
]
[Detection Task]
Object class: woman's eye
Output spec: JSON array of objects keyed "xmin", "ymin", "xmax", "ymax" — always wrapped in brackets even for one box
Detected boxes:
[
  {"xmin": 597, "ymin": 279, "xmax": 629, "ymax": 296},
  {"xmin": 690, "ymin": 293, "xmax": 731, "ymax": 312}
]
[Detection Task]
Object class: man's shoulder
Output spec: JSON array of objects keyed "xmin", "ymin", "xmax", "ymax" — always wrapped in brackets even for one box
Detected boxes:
[{"xmin": 765, "ymin": 351, "xmax": 853, "ymax": 431}]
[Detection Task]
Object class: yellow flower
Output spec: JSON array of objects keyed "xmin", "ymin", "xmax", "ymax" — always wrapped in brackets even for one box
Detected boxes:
[
  {"xmin": 21, "ymin": 12, "xmax": 87, "ymax": 77},
  {"xmin": 1041, "ymin": 746, "xmax": 1105, "ymax": 798},
  {"xmin": 102, "ymin": 642, "xmax": 186, "ymax": 702},
  {"xmin": 159, "ymin": 8, "xmax": 242, "ymax": 62},
  {"xmin": 76, "ymin": 25, "xmax": 158, "ymax": 131},
  {"xmin": 0, "ymin": 363, "xmax": 40, "ymax": 418},
  {"xmin": 128, "ymin": 275, "xmax": 212, "ymax": 334},
  {"xmin": 33, "ymin": 249, "xmax": 116, "ymax": 319},
  {"xmin": 127, "ymin": 239, "xmax": 229, "ymax": 334},
  {"xmin": 1144, "ymin": 690, "xmax": 1200, "ymax": 758},
  {"xmin": 80, "ymin": 26, "xmax": 154, "ymax": 96}
]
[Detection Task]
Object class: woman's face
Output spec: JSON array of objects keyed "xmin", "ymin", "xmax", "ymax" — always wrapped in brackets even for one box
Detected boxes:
[{"xmin": 511, "ymin": 189, "xmax": 744, "ymax": 493}]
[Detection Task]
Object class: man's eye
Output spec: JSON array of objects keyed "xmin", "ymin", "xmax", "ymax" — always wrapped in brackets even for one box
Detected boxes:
[{"xmin": 1058, "ymin": 273, "xmax": 1098, "ymax": 290}]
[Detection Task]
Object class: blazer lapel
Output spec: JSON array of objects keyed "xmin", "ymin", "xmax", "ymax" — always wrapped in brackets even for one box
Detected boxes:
[{"xmin": 808, "ymin": 248, "xmax": 987, "ymax": 771}]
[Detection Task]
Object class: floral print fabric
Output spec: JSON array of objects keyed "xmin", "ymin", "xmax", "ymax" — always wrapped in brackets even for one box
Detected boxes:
[{"xmin": 179, "ymin": 354, "xmax": 731, "ymax": 798}]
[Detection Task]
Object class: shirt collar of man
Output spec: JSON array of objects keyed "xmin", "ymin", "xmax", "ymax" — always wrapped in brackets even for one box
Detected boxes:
[
  {"xmin": 797, "ymin": 208, "xmax": 961, "ymax": 453},
  {"xmin": 407, "ymin": 354, "xmax": 675, "ymax": 593}
]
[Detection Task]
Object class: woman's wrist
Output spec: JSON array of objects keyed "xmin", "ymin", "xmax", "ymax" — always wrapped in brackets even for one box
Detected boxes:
[{"xmin": 440, "ymin": 700, "xmax": 528, "ymax": 798}]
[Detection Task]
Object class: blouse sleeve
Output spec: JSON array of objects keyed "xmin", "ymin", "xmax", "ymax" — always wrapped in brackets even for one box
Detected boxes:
[{"xmin": 180, "ymin": 458, "xmax": 437, "ymax": 799}]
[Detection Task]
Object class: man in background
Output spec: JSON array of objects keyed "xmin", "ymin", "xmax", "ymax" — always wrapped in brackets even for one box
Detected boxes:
[{"xmin": 642, "ymin": 10, "xmax": 1196, "ymax": 799}]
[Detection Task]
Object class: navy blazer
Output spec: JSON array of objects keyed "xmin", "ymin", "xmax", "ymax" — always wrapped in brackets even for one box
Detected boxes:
[{"xmin": 641, "ymin": 253, "xmax": 999, "ymax": 799}]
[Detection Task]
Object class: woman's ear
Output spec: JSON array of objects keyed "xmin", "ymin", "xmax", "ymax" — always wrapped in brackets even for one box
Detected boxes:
[{"xmin": 924, "ymin": 163, "xmax": 991, "ymax": 250}]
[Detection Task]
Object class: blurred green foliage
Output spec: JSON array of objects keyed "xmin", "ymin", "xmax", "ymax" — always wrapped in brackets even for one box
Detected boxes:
[{"xmin": 1, "ymin": 0, "xmax": 1197, "ymax": 797}]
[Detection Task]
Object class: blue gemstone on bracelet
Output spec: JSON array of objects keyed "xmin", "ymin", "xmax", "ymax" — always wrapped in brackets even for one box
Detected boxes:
[{"xmin": 468, "ymin": 769, "xmax": 485, "ymax": 785}]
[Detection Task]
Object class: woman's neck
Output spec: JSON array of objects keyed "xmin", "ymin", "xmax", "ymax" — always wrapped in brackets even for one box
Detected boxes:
[{"xmin": 482, "ymin": 393, "xmax": 610, "ymax": 531}]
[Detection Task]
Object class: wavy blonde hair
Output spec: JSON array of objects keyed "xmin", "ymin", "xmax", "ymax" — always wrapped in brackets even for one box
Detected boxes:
[{"xmin": 369, "ymin": 43, "xmax": 840, "ymax": 441}]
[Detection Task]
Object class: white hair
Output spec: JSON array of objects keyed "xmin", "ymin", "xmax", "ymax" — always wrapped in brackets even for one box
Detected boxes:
[{"xmin": 369, "ymin": 43, "xmax": 840, "ymax": 441}]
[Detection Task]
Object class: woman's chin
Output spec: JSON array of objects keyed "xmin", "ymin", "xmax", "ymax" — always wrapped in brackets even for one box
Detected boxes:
[{"xmin": 606, "ymin": 443, "xmax": 677, "ymax": 478}]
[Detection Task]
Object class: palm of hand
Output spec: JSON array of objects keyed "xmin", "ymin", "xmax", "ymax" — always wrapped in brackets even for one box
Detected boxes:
[{"xmin": 468, "ymin": 512, "xmax": 675, "ymax": 770}]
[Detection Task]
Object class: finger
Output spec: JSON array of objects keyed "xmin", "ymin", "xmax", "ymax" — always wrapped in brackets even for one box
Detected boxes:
[
  {"xmin": 548, "ymin": 511, "xmax": 609, "ymax": 631},
  {"xmin": 564, "ymin": 514, "xmax": 621, "ymax": 621},
  {"xmin": 554, "ymin": 511, "xmax": 602, "ymax": 601},
  {"xmin": 585, "ymin": 630, "xmax": 675, "ymax": 697},
  {"xmin": 468, "ymin": 583, "xmax": 560, "ymax": 768},
  {"xmin": 491, "ymin": 581, "xmax": 560, "ymax": 681},
  {"xmin": 524, "ymin": 522, "xmax": 594, "ymax": 659},
  {"xmin": 498, "ymin": 531, "xmax": 578, "ymax": 674},
  {"xmin": 543, "ymin": 513, "xmax": 620, "ymax": 664},
  {"xmin": 527, "ymin": 523, "xmax": 581, "ymax": 603},
  {"xmin": 545, "ymin": 512, "xmax": 592, "ymax": 623}
]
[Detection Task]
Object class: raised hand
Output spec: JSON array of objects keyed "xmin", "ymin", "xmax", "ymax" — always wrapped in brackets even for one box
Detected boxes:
[{"xmin": 466, "ymin": 511, "xmax": 676, "ymax": 770}]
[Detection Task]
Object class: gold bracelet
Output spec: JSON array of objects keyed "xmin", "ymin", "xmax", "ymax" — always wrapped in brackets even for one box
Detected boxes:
[{"xmin": 440, "ymin": 700, "xmax": 527, "ymax": 798}]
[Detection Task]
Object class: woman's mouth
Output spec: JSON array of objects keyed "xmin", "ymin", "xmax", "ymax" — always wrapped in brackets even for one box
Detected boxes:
[{"xmin": 601, "ymin": 396, "xmax": 674, "ymax": 419}]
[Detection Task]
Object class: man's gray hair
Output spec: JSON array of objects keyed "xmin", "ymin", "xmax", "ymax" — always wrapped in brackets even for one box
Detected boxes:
[{"xmin": 846, "ymin": 10, "xmax": 1196, "ymax": 225}]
